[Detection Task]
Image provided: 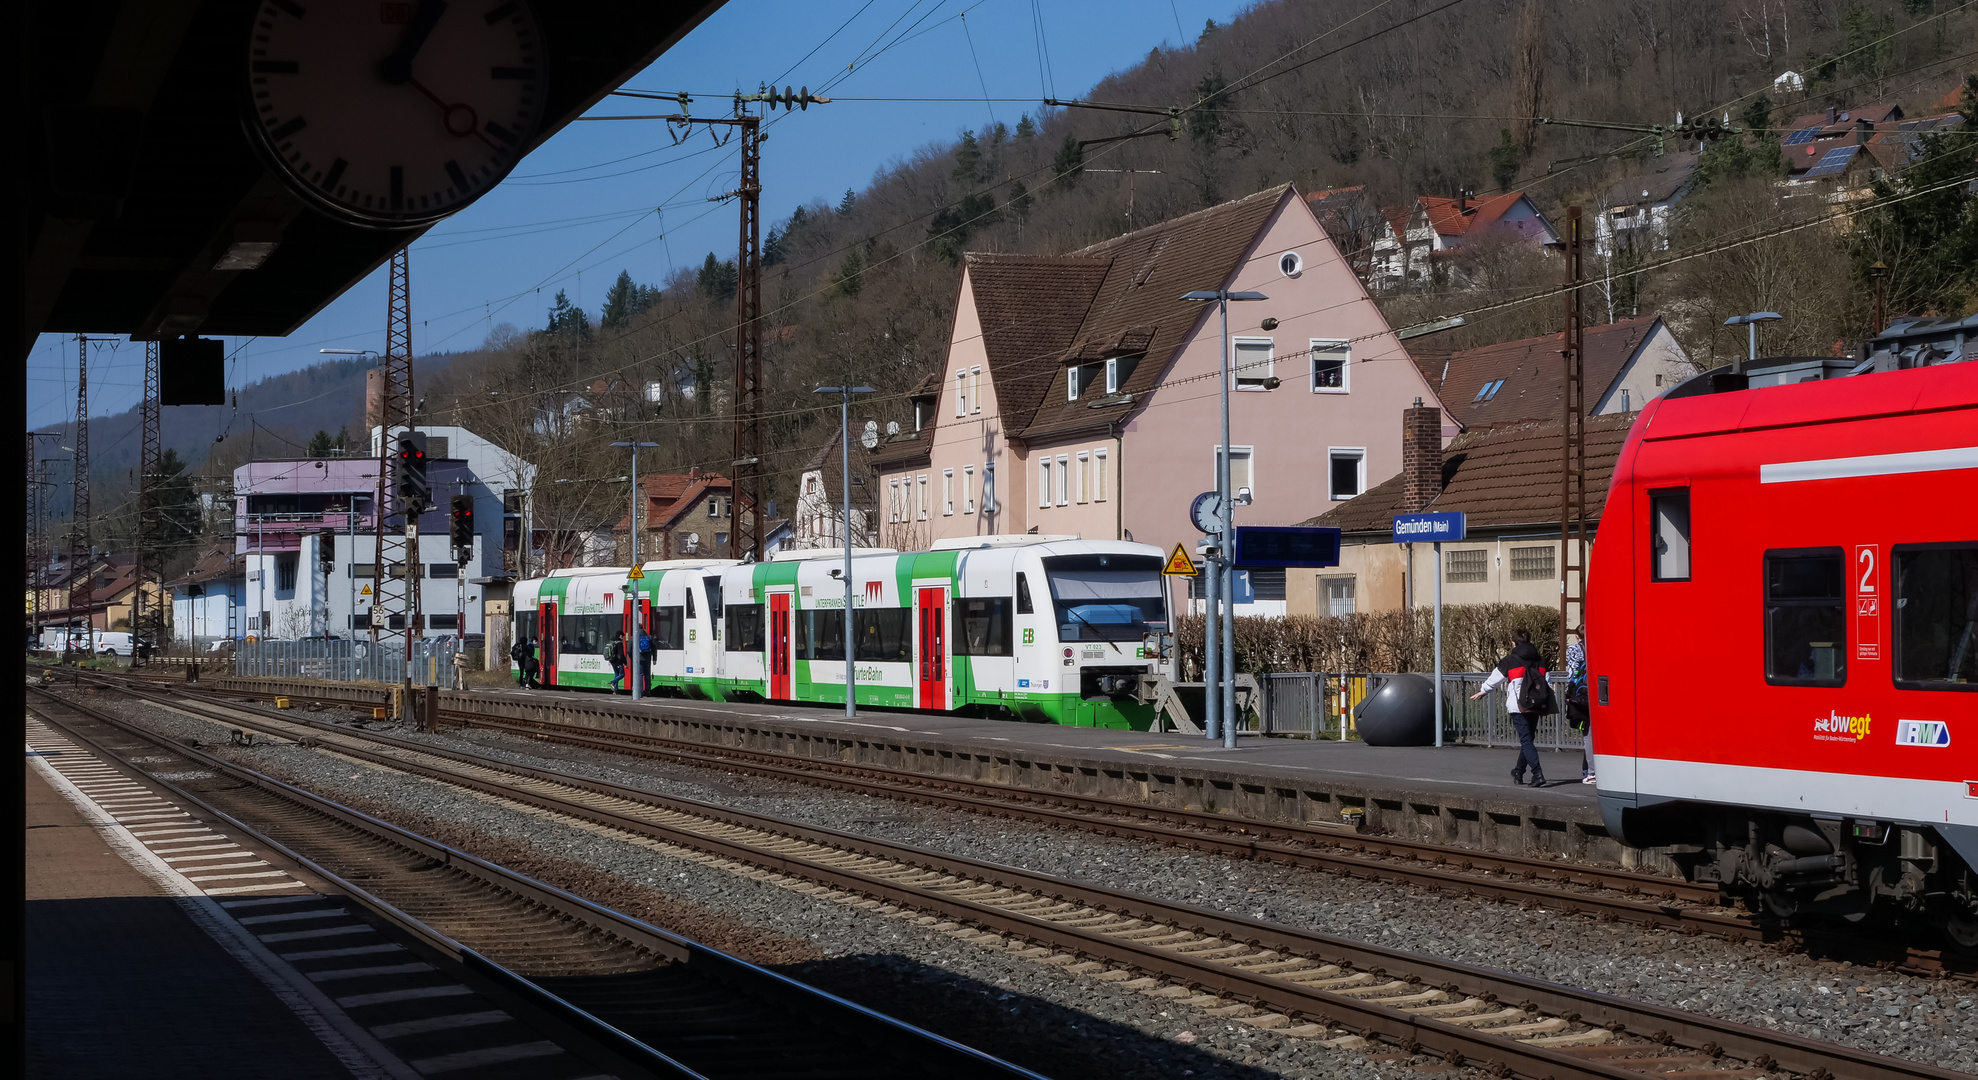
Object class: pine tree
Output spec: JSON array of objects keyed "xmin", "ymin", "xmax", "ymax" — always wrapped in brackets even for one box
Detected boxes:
[
  {"xmin": 1008, "ymin": 179, "xmax": 1033, "ymax": 221},
  {"xmin": 952, "ymin": 129, "xmax": 981, "ymax": 185},
  {"xmin": 838, "ymin": 188, "xmax": 857, "ymax": 215},
  {"xmin": 764, "ymin": 226, "xmax": 785, "ymax": 267},
  {"xmin": 1488, "ymin": 129, "xmax": 1520, "ymax": 192},
  {"xmin": 1051, "ymin": 133, "xmax": 1084, "ymax": 189},
  {"xmin": 600, "ymin": 269, "xmax": 660, "ymax": 329},
  {"xmin": 1015, "ymin": 113, "xmax": 1036, "ymax": 140},
  {"xmin": 696, "ymin": 253, "xmax": 737, "ymax": 301},
  {"xmin": 545, "ymin": 290, "xmax": 591, "ymax": 337},
  {"xmin": 306, "ymin": 430, "xmax": 338, "ymax": 457},
  {"xmin": 834, "ymin": 247, "xmax": 866, "ymax": 297}
]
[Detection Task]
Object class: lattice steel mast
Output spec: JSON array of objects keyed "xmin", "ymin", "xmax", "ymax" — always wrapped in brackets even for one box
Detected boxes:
[
  {"xmin": 1558, "ymin": 207, "xmax": 1588, "ymax": 662},
  {"xmin": 68, "ymin": 336, "xmax": 92, "ymax": 642},
  {"xmin": 372, "ymin": 247, "xmax": 417, "ymax": 659},
  {"xmin": 133, "ymin": 339, "xmax": 161, "ymax": 663}
]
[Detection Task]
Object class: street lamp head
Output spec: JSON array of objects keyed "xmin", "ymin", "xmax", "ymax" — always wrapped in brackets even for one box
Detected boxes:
[
  {"xmin": 609, "ymin": 441, "xmax": 661, "ymax": 448},
  {"xmin": 319, "ymin": 348, "xmax": 379, "ymax": 356},
  {"xmin": 1180, "ymin": 291, "xmax": 1220, "ymax": 302},
  {"xmin": 814, "ymin": 386, "xmax": 877, "ymax": 395},
  {"xmin": 1181, "ymin": 290, "xmax": 1268, "ymax": 302},
  {"xmin": 1722, "ymin": 312, "xmax": 1782, "ymax": 326}
]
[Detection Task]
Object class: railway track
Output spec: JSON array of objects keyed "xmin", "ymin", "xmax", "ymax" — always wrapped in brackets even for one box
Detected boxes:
[
  {"xmin": 25, "ymin": 685, "xmax": 1045, "ymax": 1080},
  {"xmin": 67, "ymin": 677, "xmax": 1974, "ymax": 1080},
  {"xmin": 126, "ymin": 672, "xmax": 1970, "ymax": 977}
]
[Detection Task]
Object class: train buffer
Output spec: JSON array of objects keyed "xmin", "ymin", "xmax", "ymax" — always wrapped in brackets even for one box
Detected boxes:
[{"xmin": 1136, "ymin": 674, "xmax": 1260, "ymax": 735}]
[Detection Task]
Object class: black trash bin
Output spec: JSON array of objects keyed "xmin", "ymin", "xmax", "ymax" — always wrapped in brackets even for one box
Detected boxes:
[{"xmin": 1354, "ymin": 673, "xmax": 1437, "ymax": 746}]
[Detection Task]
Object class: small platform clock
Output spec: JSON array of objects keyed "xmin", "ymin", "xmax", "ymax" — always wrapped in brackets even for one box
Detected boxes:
[{"xmin": 247, "ymin": 0, "xmax": 546, "ymax": 227}]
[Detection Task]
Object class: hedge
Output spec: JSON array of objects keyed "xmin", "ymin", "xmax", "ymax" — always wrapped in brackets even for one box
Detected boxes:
[{"xmin": 1174, "ymin": 604, "xmax": 1562, "ymax": 676}]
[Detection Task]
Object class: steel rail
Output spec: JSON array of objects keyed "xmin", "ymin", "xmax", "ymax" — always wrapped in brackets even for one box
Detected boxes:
[
  {"xmin": 100, "ymin": 681, "xmax": 1969, "ymax": 1080},
  {"xmin": 24, "ymin": 686, "xmax": 1048, "ymax": 1080}
]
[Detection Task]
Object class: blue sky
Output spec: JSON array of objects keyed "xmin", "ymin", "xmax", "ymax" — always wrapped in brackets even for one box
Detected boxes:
[{"xmin": 27, "ymin": 0, "xmax": 1250, "ymax": 431}]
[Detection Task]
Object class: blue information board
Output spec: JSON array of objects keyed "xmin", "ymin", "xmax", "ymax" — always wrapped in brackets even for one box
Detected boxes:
[
  {"xmin": 1392, "ymin": 512, "xmax": 1467, "ymax": 543},
  {"xmin": 1231, "ymin": 526, "xmax": 1341, "ymax": 568}
]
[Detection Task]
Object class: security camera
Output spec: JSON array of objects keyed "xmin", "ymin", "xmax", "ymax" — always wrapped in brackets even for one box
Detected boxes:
[{"xmin": 1235, "ymin": 486, "xmax": 1254, "ymax": 506}]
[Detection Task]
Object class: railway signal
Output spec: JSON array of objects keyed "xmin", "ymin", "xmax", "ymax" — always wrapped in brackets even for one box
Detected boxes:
[
  {"xmin": 396, "ymin": 433, "xmax": 430, "ymax": 513},
  {"xmin": 450, "ymin": 495, "xmax": 474, "ymax": 561}
]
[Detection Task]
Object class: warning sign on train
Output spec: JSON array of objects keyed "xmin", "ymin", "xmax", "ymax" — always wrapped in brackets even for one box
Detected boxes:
[{"xmin": 1163, "ymin": 544, "xmax": 1198, "ymax": 576}]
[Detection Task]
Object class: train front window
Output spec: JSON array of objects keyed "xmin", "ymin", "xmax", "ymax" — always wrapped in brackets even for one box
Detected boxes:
[
  {"xmin": 1764, "ymin": 548, "xmax": 1845, "ymax": 687},
  {"xmin": 1042, "ymin": 554, "xmax": 1167, "ymax": 642},
  {"xmin": 1894, "ymin": 543, "xmax": 1977, "ymax": 692}
]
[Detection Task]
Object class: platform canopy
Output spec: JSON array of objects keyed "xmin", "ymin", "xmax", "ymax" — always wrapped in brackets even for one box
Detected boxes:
[{"xmin": 18, "ymin": 0, "xmax": 725, "ymax": 357}]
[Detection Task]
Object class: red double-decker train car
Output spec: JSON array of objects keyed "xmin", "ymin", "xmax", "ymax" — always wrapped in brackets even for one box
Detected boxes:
[{"xmin": 1588, "ymin": 359, "xmax": 1977, "ymax": 947}]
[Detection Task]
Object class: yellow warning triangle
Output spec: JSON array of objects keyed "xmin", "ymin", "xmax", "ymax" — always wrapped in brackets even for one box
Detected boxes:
[
  {"xmin": 625, "ymin": 566, "xmax": 645, "ymax": 580},
  {"xmin": 1162, "ymin": 543, "xmax": 1198, "ymax": 576},
  {"xmin": 360, "ymin": 584, "xmax": 373, "ymax": 595}
]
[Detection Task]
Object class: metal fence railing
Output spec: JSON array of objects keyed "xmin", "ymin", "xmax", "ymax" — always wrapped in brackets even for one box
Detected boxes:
[
  {"xmin": 1256, "ymin": 671, "xmax": 1580, "ymax": 750},
  {"xmin": 233, "ymin": 638, "xmax": 462, "ymax": 687}
]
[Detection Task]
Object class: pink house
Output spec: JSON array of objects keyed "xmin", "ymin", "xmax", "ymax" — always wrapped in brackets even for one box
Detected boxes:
[{"xmin": 871, "ymin": 184, "xmax": 1452, "ymax": 611}]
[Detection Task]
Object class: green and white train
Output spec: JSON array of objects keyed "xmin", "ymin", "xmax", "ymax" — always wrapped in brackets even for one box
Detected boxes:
[{"xmin": 509, "ymin": 536, "xmax": 1173, "ymax": 729}]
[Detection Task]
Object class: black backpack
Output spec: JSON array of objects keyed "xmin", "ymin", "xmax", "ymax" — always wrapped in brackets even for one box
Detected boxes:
[
  {"xmin": 510, "ymin": 640, "xmax": 526, "ymax": 663},
  {"xmin": 1518, "ymin": 665, "xmax": 1558, "ymax": 716}
]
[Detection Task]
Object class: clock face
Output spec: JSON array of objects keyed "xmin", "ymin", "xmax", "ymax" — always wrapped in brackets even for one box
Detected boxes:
[{"xmin": 247, "ymin": 0, "xmax": 546, "ymax": 227}]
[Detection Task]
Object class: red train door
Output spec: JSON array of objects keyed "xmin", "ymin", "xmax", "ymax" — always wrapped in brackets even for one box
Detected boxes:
[
  {"xmin": 768, "ymin": 592, "xmax": 792, "ymax": 700},
  {"xmin": 538, "ymin": 602, "xmax": 558, "ymax": 687},
  {"xmin": 917, "ymin": 587, "xmax": 946, "ymax": 709}
]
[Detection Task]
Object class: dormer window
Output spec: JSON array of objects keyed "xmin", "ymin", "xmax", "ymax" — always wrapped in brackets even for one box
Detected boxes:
[
  {"xmin": 1067, "ymin": 365, "xmax": 1081, "ymax": 402},
  {"xmin": 1473, "ymin": 378, "xmax": 1506, "ymax": 403}
]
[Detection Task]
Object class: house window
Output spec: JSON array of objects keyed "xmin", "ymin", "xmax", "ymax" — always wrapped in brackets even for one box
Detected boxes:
[
  {"xmin": 955, "ymin": 371, "xmax": 967, "ymax": 417},
  {"xmin": 942, "ymin": 469, "xmax": 955, "ymax": 516},
  {"xmin": 1067, "ymin": 365, "xmax": 1081, "ymax": 401},
  {"xmin": 1311, "ymin": 340, "xmax": 1349, "ymax": 392},
  {"xmin": 1321, "ymin": 575, "xmax": 1356, "ymax": 616},
  {"xmin": 1105, "ymin": 356, "xmax": 1122, "ymax": 394},
  {"xmin": 714, "ymin": 532, "xmax": 729, "ymax": 549},
  {"xmin": 1474, "ymin": 378, "xmax": 1506, "ymax": 403},
  {"xmin": 1233, "ymin": 338, "xmax": 1274, "ymax": 389},
  {"xmin": 1214, "ymin": 446, "xmax": 1255, "ymax": 499},
  {"xmin": 1248, "ymin": 568, "xmax": 1287, "ymax": 601},
  {"xmin": 1328, "ymin": 448, "xmax": 1365, "ymax": 500},
  {"xmin": 1075, "ymin": 452, "xmax": 1090, "ymax": 503},
  {"xmin": 970, "ymin": 367, "xmax": 982, "ymax": 414},
  {"xmin": 1447, "ymin": 549, "xmax": 1489, "ymax": 583},
  {"xmin": 1765, "ymin": 548, "xmax": 1846, "ymax": 687},
  {"xmin": 429, "ymin": 613, "xmax": 459, "ymax": 630},
  {"xmin": 982, "ymin": 462, "xmax": 997, "ymax": 514},
  {"xmin": 709, "ymin": 496, "xmax": 725, "ymax": 518},
  {"xmin": 1509, "ymin": 546, "xmax": 1554, "ymax": 580},
  {"xmin": 1055, "ymin": 456, "xmax": 1069, "ymax": 506},
  {"xmin": 276, "ymin": 557, "xmax": 297, "ymax": 592},
  {"xmin": 888, "ymin": 478, "xmax": 901, "ymax": 523},
  {"xmin": 963, "ymin": 465, "xmax": 976, "ymax": 514},
  {"xmin": 917, "ymin": 475, "xmax": 929, "ymax": 520},
  {"xmin": 1039, "ymin": 460, "xmax": 1053, "ymax": 508},
  {"xmin": 1094, "ymin": 448, "xmax": 1108, "ymax": 502},
  {"xmin": 351, "ymin": 563, "xmax": 377, "ymax": 579}
]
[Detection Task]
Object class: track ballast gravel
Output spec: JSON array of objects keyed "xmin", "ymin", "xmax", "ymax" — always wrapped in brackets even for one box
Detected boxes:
[{"xmin": 74, "ymin": 690, "xmax": 1978, "ymax": 1077}]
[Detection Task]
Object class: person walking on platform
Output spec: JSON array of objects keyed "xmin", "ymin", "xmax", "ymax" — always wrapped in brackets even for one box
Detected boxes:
[
  {"xmin": 522, "ymin": 638, "xmax": 542, "ymax": 689},
  {"xmin": 608, "ymin": 632, "xmax": 628, "ymax": 694},
  {"xmin": 452, "ymin": 646, "xmax": 471, "ymax": 691},
  {"xmin": 1472, "ymin": 628, "xmax": 1548, "ymax": 787},
  {"xmin": 510, "ymin": 638, "xmax": 529, "ymax": 687},
  {"xmin": 1563, "ymin": 639, "xmax": 1593, "ymax": 783},
  {"xmin": 637, "ymin": 626, "xmax": 654, "ymax": 695}
]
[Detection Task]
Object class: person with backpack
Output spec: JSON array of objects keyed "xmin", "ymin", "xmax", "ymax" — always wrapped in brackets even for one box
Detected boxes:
[
  {"xmin": 523, "ymin": 637, "xmax": 542, "ymax": 689},
  {"xmin": 509, "ymin": 638, "xmax": 529, "ymax": 687},
  {"xmin": 607, "ymin": 632, "xmax": 628, "ymax": 694},
  {"xmin": 636, "ymin": 627, "xmax": 653, "ymax": 694},
  {"xmin": 1471, "ymin": 627, "xmax": 1554, "ymax": 787}
]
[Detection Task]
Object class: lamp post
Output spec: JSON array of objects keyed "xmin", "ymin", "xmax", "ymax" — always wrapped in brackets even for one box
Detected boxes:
[
  {"xmin": 816, "ymin": 385, "xmax": 876, "ymax": 718},
  {"xmin": 1181, "ymin": 288, "xmax": 1267, "ymax": 749},
  {"xmin": 1721, "ymin": 312, "xmax": 1781, "ymax": 375},
  {"xmin": 612, "ymin": 441, "xmax": 660, "ymax": 701}
]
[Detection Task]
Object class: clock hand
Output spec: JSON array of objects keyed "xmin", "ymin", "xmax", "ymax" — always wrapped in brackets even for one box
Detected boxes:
[
  {"xmin": 380, "ymin": 0, "xmax": 449, "ymax": 86},
  {"xmin": 406, "ymin": 77, "xmax": 503, "ymax": 151}
]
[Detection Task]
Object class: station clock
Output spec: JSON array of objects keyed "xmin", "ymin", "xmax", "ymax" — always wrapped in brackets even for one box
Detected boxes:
[{"xmin": 246, "ymin": 0, "xmax": 546, "ymax": 227}]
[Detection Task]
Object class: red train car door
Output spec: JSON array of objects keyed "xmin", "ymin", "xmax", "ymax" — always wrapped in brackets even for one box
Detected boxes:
[
  {"xmin": 917, "ymin": 587, "xmax": 946, "ymax": 709},
  {"xmin": 538, "ymin": 601, "xmax": 558, "ymax": 687},
  {"xmin": 768, "ymin": 592, "xmax": 792, "ymax": 700}
]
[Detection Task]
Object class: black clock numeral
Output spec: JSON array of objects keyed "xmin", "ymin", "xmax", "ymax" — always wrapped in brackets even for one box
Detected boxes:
[
  {"xmin": 322, "ymin": 157, "xmax": 348, "ymax": 192},
  {"xmin": 252, "ymin": 60, "xmax": 300, "ymax": 74},
  {"xmin": 445, "ymin": 159, "xmax": 469, "ymax": 193},
  {"xmin": 269, "ymin": 0, "xmax": 306, "ymax": 18},
  {"xmin": 268, "ymin": 116, "xmax": 307, "ymax": 141},
  {"xmin": 390, "ymin": 165, "xmax": 405, "ymax": 211},
  {"xmin": 483, "ymin": 2, "xmax": 516, "ymax": 23},
  {"xmin": 490, "ymin": 66, "xmax": 535, "ymax": 80}
]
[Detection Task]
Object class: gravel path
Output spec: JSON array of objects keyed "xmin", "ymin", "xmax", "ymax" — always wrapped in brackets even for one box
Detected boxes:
[{"xmin": 70, "ymin": 693, "xmax": 1978, "ymax": 1076}]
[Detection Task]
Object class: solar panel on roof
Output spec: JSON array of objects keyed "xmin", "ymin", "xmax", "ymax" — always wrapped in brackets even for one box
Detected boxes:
[
  {"xmin": 1803, "ymin": 144, "xmax": 1860, "ymax": 178},
  {"xmin": 1782, "ymin": 127, "xmax": 1819, "ymax": 145}
]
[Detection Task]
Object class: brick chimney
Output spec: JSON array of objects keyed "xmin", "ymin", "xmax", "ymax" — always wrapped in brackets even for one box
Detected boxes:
[{"xmin": 1400, "ymin": 397, "xmax": 1443, "ymax": 512}]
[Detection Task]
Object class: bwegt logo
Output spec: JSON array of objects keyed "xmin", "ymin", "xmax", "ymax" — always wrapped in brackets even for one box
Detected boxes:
[{"xmin": 1813, "ymin": 710, "xmax": 1871, "ymax": 742}]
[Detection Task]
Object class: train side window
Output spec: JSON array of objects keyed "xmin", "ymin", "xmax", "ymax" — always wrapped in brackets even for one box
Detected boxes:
[
  {"xmin": 1016, "ymin": 573, "xmax": 1034, "ymax": 615},
  {"xmin": 954, "ymin": 597, "xmax": 1014, "ymax": 656},
  {"xmin": 1649, "ymin": 490, "xmax": 1691, "ymax": 581},
  {"xmin": 1764, "ymin": 548, "xmax": 1846, "ymax": 687},
  {"xmin": 724, "ymin": 604, "xmax": 765, "ymax": 652},
  {"xmin": 1893, "ymin": 543, "xmax": 1978, "ymax": 692}
]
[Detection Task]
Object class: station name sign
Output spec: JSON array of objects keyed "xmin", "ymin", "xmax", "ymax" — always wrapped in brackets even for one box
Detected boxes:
[{"xmin": 1392, "ymin": 512, "xmax": 1466, "ymax": 543}]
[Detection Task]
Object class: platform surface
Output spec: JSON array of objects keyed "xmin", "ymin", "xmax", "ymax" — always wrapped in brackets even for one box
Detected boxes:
[
  {"xmin": 25, "ymin": 760, "xmax": 364, "ymax": 1080},
  {"xmin": 473, "ymin": 684, "xmax": 1601, "ymax": 812}
]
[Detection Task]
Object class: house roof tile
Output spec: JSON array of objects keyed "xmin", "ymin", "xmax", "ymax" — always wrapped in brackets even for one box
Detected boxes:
[
  {"xmin": 1418, "ymin": 192, "xmax": 1528, "ymax": 237},
  {"xmin": 1016, "ymin": 184, "xmax": 1293, "ymax": 441},
  {"xmin": 1437, "ymin": 315, "xmax": 1665, "ymax": 429},
  {"xmin": 1303, "ymin": 411, "xmax": 1635, "ymax": 534},
  {"xmin": 960, "ymin": 252, "xmax": 1110, "ymax": 436}
]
